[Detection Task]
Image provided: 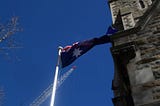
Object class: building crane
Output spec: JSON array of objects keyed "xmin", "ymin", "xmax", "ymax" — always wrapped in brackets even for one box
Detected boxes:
[{"xmin": 29, "ymin": 66, "xmax": 76, "ymax": 106}]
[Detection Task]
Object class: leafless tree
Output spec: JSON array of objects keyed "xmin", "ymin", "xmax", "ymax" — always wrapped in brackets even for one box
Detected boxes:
[
  {"xmin": 0, "ymin": 17, "xmax": 23, "ymax": 61},
  {"xmin": 0, "ymin": 88, "xmax": 4, "ymax": 106}
]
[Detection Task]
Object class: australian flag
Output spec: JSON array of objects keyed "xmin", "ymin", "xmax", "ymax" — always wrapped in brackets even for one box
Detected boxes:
[{"xmin": 60, "ymin": 26, "xmax": 117, "ymax": 68}]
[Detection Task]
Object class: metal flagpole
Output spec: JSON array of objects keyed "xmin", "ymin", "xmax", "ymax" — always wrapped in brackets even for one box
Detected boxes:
[{"xmin": 50, "ymin": 46, "xmax": 63, "ymax": 106}]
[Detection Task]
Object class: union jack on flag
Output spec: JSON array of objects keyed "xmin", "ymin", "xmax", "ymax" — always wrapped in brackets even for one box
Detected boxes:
[
  {"xmin": 60, "ymin": 40, "xmax": 94, "ymax": 68},
  {"xmin": 60, "ymin": 26, "xmax": 117, "ymax": 68}
]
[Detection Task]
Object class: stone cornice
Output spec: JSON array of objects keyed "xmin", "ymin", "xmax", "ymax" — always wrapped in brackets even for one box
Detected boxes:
[{"xmin": 110, "ymin": 0, "xmax": 160, "ymax": 40}]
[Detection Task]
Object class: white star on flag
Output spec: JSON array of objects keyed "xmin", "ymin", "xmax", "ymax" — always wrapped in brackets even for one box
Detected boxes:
[{"xmin": 73, "ymin": 48, "xmax": 82, "ymax": 58}]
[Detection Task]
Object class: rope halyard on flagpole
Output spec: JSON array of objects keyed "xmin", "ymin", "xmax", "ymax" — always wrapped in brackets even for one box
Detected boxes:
[{"xmin": 50, "ymin": 46, "xmax": 63, "ymax": 106}]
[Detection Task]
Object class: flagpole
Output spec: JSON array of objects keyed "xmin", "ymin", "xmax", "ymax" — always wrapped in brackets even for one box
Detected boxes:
[{"xmin": 50, "ymin": 46, "xmax": 63, "ymax": 106}]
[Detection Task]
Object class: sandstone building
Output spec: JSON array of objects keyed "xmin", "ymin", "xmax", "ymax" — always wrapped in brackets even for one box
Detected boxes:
[{"xmin": 109, "ymin": 0, "xmax": 160, "ymax": 105}]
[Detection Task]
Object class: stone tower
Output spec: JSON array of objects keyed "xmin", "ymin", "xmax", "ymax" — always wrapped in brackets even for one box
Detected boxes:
[{"xmin": 108, "ymin": 0, "xmax": 160, "ymax": 106}]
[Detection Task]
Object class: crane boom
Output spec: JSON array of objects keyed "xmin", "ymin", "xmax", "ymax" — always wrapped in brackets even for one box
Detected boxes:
[{"xmin": 29, "ymin": 66, "xmax": 76, "ymax": 106}]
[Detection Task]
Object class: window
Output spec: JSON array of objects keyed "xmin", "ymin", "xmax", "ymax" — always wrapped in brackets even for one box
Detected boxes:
[{"xmin": 139, "ymin": 0, "xmax": 145, "ymax": 8}]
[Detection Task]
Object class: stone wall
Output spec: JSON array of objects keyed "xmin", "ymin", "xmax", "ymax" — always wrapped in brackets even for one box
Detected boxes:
[
  {"xmin": 112, "ymin": 9, "xmax": 160, "ymax": 106},
  {"xmin": 109, "ymin": 0, "xmax": 152, "ymax": 26}
]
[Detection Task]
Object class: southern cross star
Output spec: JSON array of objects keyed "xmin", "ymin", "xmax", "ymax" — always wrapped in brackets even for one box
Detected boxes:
[{"xmin": 73, "ymin": 48, "xmax": 82, "ymax": 58}]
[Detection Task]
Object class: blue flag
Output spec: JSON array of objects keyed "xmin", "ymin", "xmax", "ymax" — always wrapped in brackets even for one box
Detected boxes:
[
  {"xmin": 106, "ymin": 26, "xmax": 118, "ymax": 35},
  {"xmin": 60, "ymin": 26, "xmax": 117, "ymax": 68},
  {"xmin": 60, "ymin": 40, "xmax": 94, "ymax": 68}
]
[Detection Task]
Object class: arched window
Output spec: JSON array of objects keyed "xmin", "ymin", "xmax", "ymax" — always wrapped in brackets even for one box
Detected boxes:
[{"xmin": 139, "ymin": 0, "xmax": 145, "ymax": 8}]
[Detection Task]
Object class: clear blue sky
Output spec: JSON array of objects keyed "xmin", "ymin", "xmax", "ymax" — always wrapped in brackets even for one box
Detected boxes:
[{"xmin": 0, "ymin": 0, "xmax": 114, "ymax": 106}]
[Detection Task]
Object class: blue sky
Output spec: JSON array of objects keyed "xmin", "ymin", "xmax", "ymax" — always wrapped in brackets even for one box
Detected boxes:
[{"xmin": 0, "ymin": 0, "xmax": 114, "ymax": 106}]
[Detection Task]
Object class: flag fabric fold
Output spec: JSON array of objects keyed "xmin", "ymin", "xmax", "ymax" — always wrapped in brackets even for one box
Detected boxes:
[
  {"xmin": 60, "ymin": 40, "xmax": 94, "ymax": 68},
  {"xmin": 60, "ymin": 26, "xmax": 117, "ymax": 68},
  {"xmin": 106, "ymin": 26, "xmax": 118, "ymax": 35}
]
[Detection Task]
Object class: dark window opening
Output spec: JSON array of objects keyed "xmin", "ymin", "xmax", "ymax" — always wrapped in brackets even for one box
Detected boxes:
[
  {"xmin": 139, "ymin": 0, "xmax": 145, "ymax": 8},
  {"xmin": 111, "ymin": 44, "xmax": 136, "ymax": 106}
]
